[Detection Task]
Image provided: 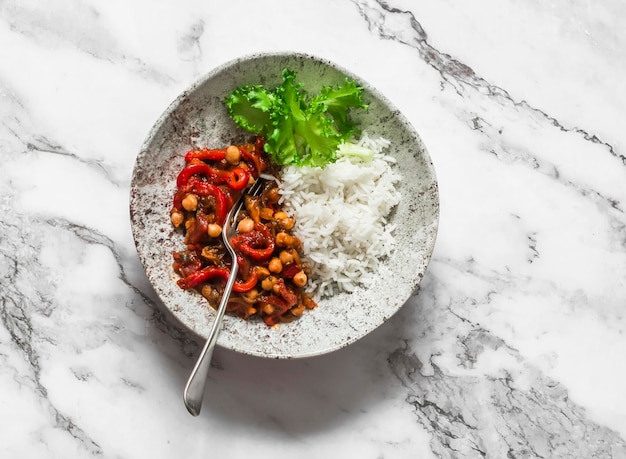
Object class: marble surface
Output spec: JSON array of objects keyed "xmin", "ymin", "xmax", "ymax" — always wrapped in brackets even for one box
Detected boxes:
[{"xmin": 1, "ymin": 0, "xmax": 625, "ymax": 457}]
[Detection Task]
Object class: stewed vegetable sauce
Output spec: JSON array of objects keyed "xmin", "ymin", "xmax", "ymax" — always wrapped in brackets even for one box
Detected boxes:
[{"xmin": 170, "ymin": 137, "xmax": 317, "ymax": 326}]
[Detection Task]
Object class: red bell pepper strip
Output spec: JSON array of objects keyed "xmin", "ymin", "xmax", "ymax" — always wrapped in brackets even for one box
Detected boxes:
[
  {"xmin": 184, "ymin": 148, "xmax": 227, "ymax": 162},
  {"xmin": 281, "ymin": 263, "xmax": 301, "ymax": 278},
  {"xmin": 230, "ymin": 223, "xmax": 275, "ymax": 261},
  {"xmin": 177, "ymin": 266, "xmax": 258, "ymax": 292},
  {"xmin": 274, "ymin": 279, "xmax": 298, "ymax": 307},
  {"xmin": 176, "ymin": 162, "xmax": 220, "ymax": 188},
  {"xmin": 260, "ymin": 279, "xmax": 299, "ymax": 325},
  {"xmin": 185, "ymin": 210, "xmax": 210, "ymax": 245},
  {"xmin": 172, "ymin": 250, "xmax": 202, "ymax": 278},
  {"xmin": 190, "ymin": 182, "xmax": 228, "ymax": 225},
  {"xmin": 240, "ymin": 148, "xmax": 268, "ymax": 177},
  {"xmin": 234, "ymin": 270, "xmax": 258, "ymax": 292},
  {"xmin": 234, "ymin": 138, "xmax": 267, "ymax": 177},
  {"xmin": 236, "ymin": 254, "xmax": 250, "ymax": 277},
  {"xmin": 177, "ymin": 162, "xmax": 250, "ymax": 192},
  {"xmin": 233, "ymin": 255, "xmax": 259, "ymax": 291},
  {"xmin": 225, "ymin": 167, "xmax": 249, "ymax": 191},
  {"xmin": 177, "ymin": 266, "xmax": 227, "ymax": 289},
  {"xmin": 240, "ymin": 149, "xmax": 262, "ymax": 176},
  {"xmin": 220, "ymin": 185, "xmax": 235, "ymax": 210},
  {"xmin": 261, "ymin": 295, "xmax": 291, "ymax": 326}
]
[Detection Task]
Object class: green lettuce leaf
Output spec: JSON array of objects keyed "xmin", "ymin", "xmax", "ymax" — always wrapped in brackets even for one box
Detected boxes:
[{"xmin": 225, "ymin": 68, "xmax": 367, "ymax": 167}]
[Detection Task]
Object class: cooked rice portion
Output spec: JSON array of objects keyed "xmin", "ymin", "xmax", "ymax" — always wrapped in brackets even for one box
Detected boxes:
[{"xmin": 278, "ymin": 133, "xmax": 401, "ymax": 297}]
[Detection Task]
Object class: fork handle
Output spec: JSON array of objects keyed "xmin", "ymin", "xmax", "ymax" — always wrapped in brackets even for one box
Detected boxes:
[{"xmin": 183, "ymin": 262, "xmax": 239, "ymax": 416}]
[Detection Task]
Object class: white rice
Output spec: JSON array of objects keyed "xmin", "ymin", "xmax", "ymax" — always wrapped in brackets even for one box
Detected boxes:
[{"xmin": 278, "ymin": 133, "xmax": 402, "ymax": 298}]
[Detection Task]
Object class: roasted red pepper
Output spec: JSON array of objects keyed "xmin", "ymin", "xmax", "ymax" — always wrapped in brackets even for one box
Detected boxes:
[
  {"xmin": 172, "ymin": 138, "xmax": 312, "ymax": 327},
  {"xmin": 274, "ymin": 279, "xmax": 298, "ymax": 307},
  {"xmin": 172, "ymin": 251, "xmax": 202, "ymax": 278},
  {"xmin": 230, "ymin": 222, "xmax": 275, "ymax": 260},
  {"xmin": 233, "ymin": 270, "xmax": 258, "ymax": 292},
  {"xmin": 238, "ymin": 138, "xmax": 268, "ymax": 176},
  {"xmin": 185, "ymin": 210, "xmax": 210, "ymax": 245},
  {"xmin": 177, "ymin": 161, "xmax": 249, "ymax": 192},
  {"xmin": 281, "ymin": 263, "xmax": 301, "ymax": 278},
  {"xmin": 260, "ymin": 280, "xmax": 299, "ymax": 325},
  {"xmin": 177, "ymin": 266, "xmax": 258, "ymax": 292},
  {"xmin": 190, "ymin": 182, "xmax": 228, "ymax": 225},
  {"xmin": 177, "ymin": 266, "xmax": 227, "ymax": 289},
  {"xmin": 176, "ymin": 162, "xmax": 218, "ymax": 188},
  {"xmin": 261, "ymin": 295, "xmax": 290, "ymax": 326},
  {"xmin": 225, "ymin": 167, "xmax": 249, "ymax": 191},
  {"xmin": 220, "ymin": 186, "xmax": 235, "ymax": 211},
  {"xmin": 184, "ymin": 147, "xmax": 227, "ymax": 162}
]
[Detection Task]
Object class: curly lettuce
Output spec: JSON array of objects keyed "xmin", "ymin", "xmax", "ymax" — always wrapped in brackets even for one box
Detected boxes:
[{"xmin": 225, "ymin": 69, "xmax": 367, "ymax": 167}]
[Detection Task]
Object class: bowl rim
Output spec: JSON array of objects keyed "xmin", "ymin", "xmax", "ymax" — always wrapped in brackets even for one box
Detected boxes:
[{"xmin": 130, "ymin": 50, "xmax": 440, "ymax": 358}]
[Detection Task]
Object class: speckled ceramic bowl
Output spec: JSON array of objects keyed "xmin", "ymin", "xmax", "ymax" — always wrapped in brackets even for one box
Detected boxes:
[{"xmin": 130, "ymin": 52, "xmax": 439, "ymax": 358}]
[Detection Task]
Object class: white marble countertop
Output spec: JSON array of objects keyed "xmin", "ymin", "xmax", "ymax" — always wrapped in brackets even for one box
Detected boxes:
[{"xmin": 2, "ymin": 1, "xmax": 625, "ymax": 457}]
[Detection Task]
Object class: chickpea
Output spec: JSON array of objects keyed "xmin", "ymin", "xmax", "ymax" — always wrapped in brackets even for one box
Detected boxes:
[
  {"xmin": 201, "ymin": 246, "xmax": 220, "ymax": 262},
  {"xmin": 266, "ymin": 187, "xmax": 280, "ymax": 203},
  {"xmin": 275, "ymin": 232, "xmax": 290, "ymax": 247},
  {"xmin": 207, "ymin": 223, "xmax": 222, "ymax": 238},
  {"xmin": 262, "ymin": 303, "xmax": 275, "ymax": 315},
  {"xmin": 225, "ymin": 145, "xmax": 241, "ymax": 165},
  {"xmin": 261, "ymin": 275, "xmax": 277, "ymax": 291},
  {"xmin": 255, "ymin": 266, "xmax": 270, "ymax": 280},
  {"xmin": 201, "ymin": 285, "xmax": 213, "ymax": 299},
  {"xmin": 293, "ymin": 270, "xmax": 307, "ymax": 287},
  {"xmin": 273, "ymin": 210, "xmax": 295, "ymax": 231},
  {"xmin": 292, "ymin": 249, "xmax": 301, "ymax": 265},
  {"xmin": 272, "ymin": 283, "xmax": 282, "ymax": 294},
  {"xmin": 303, "ymin": 296, "xmax": 317, "ymax": 310},
  {"xmin": 276, "ymin": 232, "xmax": 300, "ymax": 249},
  {"xmin": 201, "ymin": 285, "xmax": 219, "ymax": 305},
  {"xmin": 273, "ymin": 211, "xmax": 288, "ymax": 220},
  {"xmin": 279, "ymin": 250, "xmax": 294, "ymax": 265},
  {"xmin": 170, "ymin": 210, "xmax": 184, "ymax": 227},
  {"xmin": 242, "ymin": 288, "xmax": 259, "ymax": 303},
  {"xmin": 259, "ymin": 208, "xmax": 274, "ymax": 220},
  {"xmin": 291, "ymin": 304, "xmax": 305, "ymax": 317},
  {"xmin": 237, "ymin": 217, "xmax": 255, "ymax": 233},
  {"xmin": 268, "ymin": 257, "xmax": 282, "ymax": 273},
  {"xmin": 279, "ymin": 217, "xmax": 295, "ymax": 231},
  {"xmin": 181, "ymin": 193, "xmax": 198, "ymax": 212}
]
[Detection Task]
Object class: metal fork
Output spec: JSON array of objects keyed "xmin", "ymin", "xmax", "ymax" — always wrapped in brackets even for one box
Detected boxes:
[{"xmin": 183, "ymin": 178, "xmax": 265, "ymax": 416}]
